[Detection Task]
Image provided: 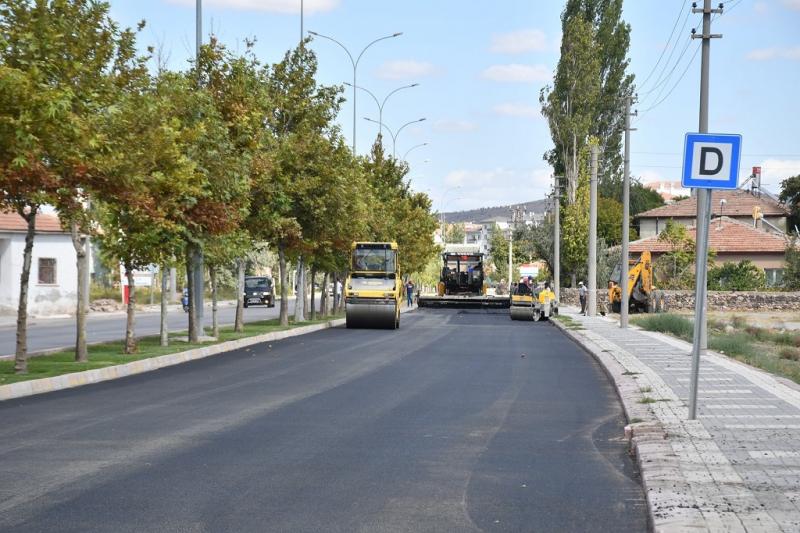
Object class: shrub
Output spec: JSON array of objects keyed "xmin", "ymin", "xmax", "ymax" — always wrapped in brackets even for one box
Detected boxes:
[
  {"xmin": 708, "ymin": 260, "xmax": 766, "ymax": 291},
  {"xmin": 632, "ymin": 313, "xmax": 694, "ymax": 341},
  {"xmin": 709, "ymin": 333, "xmax": 756, "ymax": 358},
  {"xmin": 779, "ymin": 347, "xmax": 800, "ymax": 361}
]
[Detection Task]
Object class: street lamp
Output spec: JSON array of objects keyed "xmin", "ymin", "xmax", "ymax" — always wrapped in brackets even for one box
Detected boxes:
[
  {"xmin": 344, "ymin": 82, "xmax": 419, "ymax": 142},
  {"xmin": 402, "ymin": 142, "xmax": 428, "ymax": 161},
  {"xmin": 308, "ymin": 30, "xmax": 402, "ymax": 154},
  {"xmin": 364, "ymin": 117, "xmax": 426, "ymax": 158}
]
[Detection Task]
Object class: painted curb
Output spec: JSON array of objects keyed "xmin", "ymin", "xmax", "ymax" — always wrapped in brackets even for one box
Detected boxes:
[
  {"xmin": 0, "ymin": 318, "xmax": 346, "ymax": 402},
  {"xmin": 551, "ymin": 316, "xmax": 699, "ymax": 533}
]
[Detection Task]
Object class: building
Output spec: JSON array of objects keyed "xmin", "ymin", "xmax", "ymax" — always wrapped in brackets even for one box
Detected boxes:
[
  {"xmin": 635, "ymin": 189, "xmax": 789, "ymax": 239},
  {"xmin": 643, "ymin": 180, "xmax": 690, "ymax": 202},
  {"xmin": 628, "ymin": 217, "xmax": 790, "ymax": 286},
  {"xmin": 0, "ymin": 212, "xmax": 77, "ymax": 316}
]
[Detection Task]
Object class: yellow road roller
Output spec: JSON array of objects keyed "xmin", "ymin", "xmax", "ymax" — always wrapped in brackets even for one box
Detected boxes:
[
  {"xmin": 345, "ymin": 242, "xmax": 401, "ymax": 329},
  {"xmin": 509, "ymin": 283, "xmax": 536, "ymax": 321}
]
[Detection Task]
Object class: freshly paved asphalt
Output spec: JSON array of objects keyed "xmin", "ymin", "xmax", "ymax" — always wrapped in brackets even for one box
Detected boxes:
[
  {"xmin": 0, "ymin": 297, "xmax": 320, "ymax": 357},
  {"xmin": 0, "ymin": 308, "xmax": 648, "ymax": 532}
]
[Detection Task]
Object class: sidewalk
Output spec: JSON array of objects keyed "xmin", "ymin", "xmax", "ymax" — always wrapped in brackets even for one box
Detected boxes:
[{"xmin": 553, "ymin": 306, "xmax": 800, "ymax": 533}]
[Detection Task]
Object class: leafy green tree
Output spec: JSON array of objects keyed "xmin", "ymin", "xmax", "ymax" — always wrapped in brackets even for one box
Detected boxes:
[
  {"xmin": 783, "ymin": 237, "xmax": 800, "ymax": 290},
  {"xmin": 541, "ymin": 0, "xmax": 634, "ymax": 203},
  {"xmin": 0, "ymin": 0, "xmax": 146, "ymax": 370},
  {"xmin": 444, "ymin": 223, "xmax": 466, "ymax": 244},
  {"xmin": 540, "ymin": 15, "xmax": 599, "ymax": 204},
  {"xmin": 488, "ymin": 225, "xmax": 526, "ymax": 283},
  {"xmin": 779, "ymin": 174, "xmax": 800, "ymax": 231},
  {"xmin": 708, "ymin": 261, "xmax": 766, "ymax": 291}
]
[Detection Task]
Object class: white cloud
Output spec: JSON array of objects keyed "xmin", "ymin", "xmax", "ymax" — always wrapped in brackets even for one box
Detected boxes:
[
  {"xmin": 481, "ymin": 64, "xmax": 550, "ymax": 83},
  {"xmin": 783, "ymin": 0, "xmax": 800, "ymax": 11},
  {"xmin": 439, "ymin": 167, "xmax": 553, "ymax": 211},
  {"xmin": 433, "ymin": 119, "xmax": 478, "ymax": 133},
  {"xmin": 168, "ymin": 0, "xmax": 339, "ymax": 14},
  {"xmin": 375, "ymin": 60, "xmax": 439, "ymax": 81},
  {"xmin": 490, "ymin": 29, "xmax": 548, "ymax": 54},
  {"xmin": 746, "ymin": 46, "xmax": 800, "ymax": 61},
  {"xmin": 754, "ymin": 2, "xmax": 769, "ymax": 14},
  {"xmin": 492, "ymin": 102, "xmax": 541, "ymax": 119},
  {"xmin": 758, "ymin": 159, "xmax": 800, "ymax": 187}
]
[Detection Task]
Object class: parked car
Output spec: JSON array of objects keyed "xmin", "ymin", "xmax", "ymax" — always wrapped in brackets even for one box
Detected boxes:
[{"xmin": 244, "ymin": 276, "xmax": 275, "ymax": 308}]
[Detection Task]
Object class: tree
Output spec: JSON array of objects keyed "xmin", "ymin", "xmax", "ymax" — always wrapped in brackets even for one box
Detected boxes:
[
  {"xmin": 779, "ymin": 174, "xmax": 800, "ymax": 232},
  {"xmin": 541, "ymin": 0, "xmax": 634, "ymax": 203},
  {"xmin": 444, "ymin": 223, "xmax": 465, "ymax": 244},
  {"xmin": 540, "ymin": 15, "xmax": 600, "ymax": 204},
  {"xmin": 708, "ymin": 261, "xmax": 766, "ymax": 291},
  {"xmin": 784, "ymin": 237, "xmax": 800, "ymax": 290},
  {"xmin": 488, "ymin": 225, "xmax": 527, "ymax": 283}
]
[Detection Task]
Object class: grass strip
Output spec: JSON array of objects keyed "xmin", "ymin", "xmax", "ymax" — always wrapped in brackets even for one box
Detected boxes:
[{"xmin": 0, "ymin": 314, "xmax": 343, "ymax": 386}]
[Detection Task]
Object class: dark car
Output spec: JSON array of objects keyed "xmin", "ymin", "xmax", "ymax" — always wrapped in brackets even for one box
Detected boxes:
[{"xmin": 244, "ymin": 276, "xmax": 275, "ymax": 308}]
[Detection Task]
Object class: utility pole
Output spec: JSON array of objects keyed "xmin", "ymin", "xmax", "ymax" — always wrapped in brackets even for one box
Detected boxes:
[
  {"xmin": 587, "ymin": 146, "xmax": 598, "ymax": 316},
  {"xmin": 620, "ymin": 96, "xmax": 636, "ymax": 328},
  {"xmin": 193, "ymin": 0, "xmax": 205, "ymax": 336},
  {"xmin": 688, "ymin": 0, "xmax": 723, "ymax": 421},
  {"xmin": 553, "ymin": 176, "xmax": 562, "ymax": 303}
]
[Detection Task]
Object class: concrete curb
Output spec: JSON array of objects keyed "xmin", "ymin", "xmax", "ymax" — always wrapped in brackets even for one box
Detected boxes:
[
  {"xmin": 551, "ymin": 314, "xmax": 692, "ymax": 533},
  {"xmin": 0, "ymin": 318, "xmax": 346, "ymax": 402}
]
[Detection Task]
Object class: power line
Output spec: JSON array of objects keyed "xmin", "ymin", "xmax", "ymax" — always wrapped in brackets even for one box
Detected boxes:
[
  {"xmin": 638, "ymin": 8, "xmax": 693, "ymax": 98},
  {"xmin": 637, "ymin": 1, "xmax": 690, "ymax": 93},
  {"xmin": 639, "ymin": 44, "xmax": 700, "ymax": 114}
]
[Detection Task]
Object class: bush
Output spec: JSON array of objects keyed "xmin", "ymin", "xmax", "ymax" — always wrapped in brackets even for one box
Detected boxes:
[
  {"xmin": 709, "ymin": 333, "xmax": 756, "ymax": 358},
  {"xmin": 708, "ymin": 260, "xmax": 766, "ymax": 291},
  {"xmin": 779, "ymin": 347, "xmax": 800, "ymax": 361},
  {"xmin": 632, "ymin": 313, "xmax": 694, "ymax": 341}
]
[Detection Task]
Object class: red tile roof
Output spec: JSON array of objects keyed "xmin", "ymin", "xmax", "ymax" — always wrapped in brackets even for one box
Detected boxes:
[
  {"xmin": 636, "ymin": 189, "xmax": 788, "ymax": 219},
  {"xmin": 0, "ymin": 211, "xmax": 66, "ymax": 233},
  {"xmin": 629, "ymin": 217, "xmax": 789, "ymax": 254}
]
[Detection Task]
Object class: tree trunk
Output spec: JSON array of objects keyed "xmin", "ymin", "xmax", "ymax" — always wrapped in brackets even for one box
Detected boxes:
[
  {"xmin": 234, "ymin": 258, "xmax": 245, "ymax": 333},
  {"xmin": 70, "ymin": 220, "xmax": 88, "ymax": 362},
  {"xmin": 571, "ymin": 272, "xmax": 577, "ymax": 288},
  {"xmin": 211, "ymin": 266, "xmax": 219, "ymax": 339},
  {"xmin": 338, "ymin": 271, "xmax": 346, "ymax": 313},
  {"xmin": 124, "ymin": 263, "xmax": 137, "ymax": 354},
  {"xmin": 14, "ymin": 207, "xmax": 37, "ymax": 374},
  {"xmin": 160, "ymin": 264, "xmax": 169, "ymax": 347},
  {"xmin": 169, "ymin": 266, "xmax": 178, "ymax": 303},
  {"xmin": 294, "ymin": 256, "xmax": 306, "ymax": 323},
  {"xmin": 310, "ymin": 266, "xmax": 317, "ymax": 320},
  {"xmin": 278, "ymin": 243, "xmax": 289, "ymax": 326},
  {"xmin": 186, "ymin": 244, "xmax": 198, "ymax": 342},
  {"xmin": 320, "ymin": 272, "xmax": 328, "ymax": 317}
]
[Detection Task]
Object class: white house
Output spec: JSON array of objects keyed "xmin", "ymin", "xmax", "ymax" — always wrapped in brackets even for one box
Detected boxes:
[{"xmin": 0, "ymin": 212, "xmax": 77, "ymax": 316}]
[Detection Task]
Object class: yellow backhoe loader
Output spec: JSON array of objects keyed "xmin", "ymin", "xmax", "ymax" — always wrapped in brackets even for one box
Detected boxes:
[{"xmin": 608, "ymin": 250, "xmax": 662, "ymax": 314}]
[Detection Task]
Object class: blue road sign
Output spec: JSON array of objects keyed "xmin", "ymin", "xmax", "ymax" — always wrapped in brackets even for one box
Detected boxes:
[{"xmin": 681, "ymin": 133, "xmax": 742, "ymax": 190}]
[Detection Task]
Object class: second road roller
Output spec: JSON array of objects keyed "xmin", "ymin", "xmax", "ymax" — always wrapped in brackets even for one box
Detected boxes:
[{"xmin": 344, "ymin": 242, "xmax": 402, "ymax": 329}]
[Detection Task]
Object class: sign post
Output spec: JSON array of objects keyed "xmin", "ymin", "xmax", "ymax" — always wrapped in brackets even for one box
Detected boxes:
[{"xmin": 682, "ymin": 132, "xmax": 741, "ymax": 420}]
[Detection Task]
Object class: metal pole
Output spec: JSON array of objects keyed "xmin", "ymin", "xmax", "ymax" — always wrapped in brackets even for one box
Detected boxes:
[
  {"xmin": 300, "ymin": 0, "xmax": 304, "ymax": 43},
  {"xmin": 620, "ymin": 97, "xmax": 632, "ymax": 327},
  {"xmin": 553, "ymin": 179, "xmax": 561, "ymax": 303},
  {"xmin": 194, "ymin": 0, "xmax": 205, "ymax": 334},
  {"xmin": 588, "ymin": 146, "xmax": 598, "ymax": 316},
  {"xmin": 508, "ymin": 231, "xmax": 513, "ymax": 284},
  {"xmin": 688, "ymin": 0, "xmax": 721, "ymax": 420}
]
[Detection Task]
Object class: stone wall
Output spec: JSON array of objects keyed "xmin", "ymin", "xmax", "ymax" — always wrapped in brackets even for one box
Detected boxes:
[{"xmin": 560, "ymin": 287, "xmax": 800, "ymax": 312}]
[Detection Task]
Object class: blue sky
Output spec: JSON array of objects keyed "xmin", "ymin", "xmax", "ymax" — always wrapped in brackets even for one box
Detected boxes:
[{"xmin": 111, "ymin": 0, "xmax": 800, "ymax": 213}]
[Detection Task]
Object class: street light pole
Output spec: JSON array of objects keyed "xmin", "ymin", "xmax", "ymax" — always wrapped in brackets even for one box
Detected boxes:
[
  {"xmin": 364, "ymin": 117, "xmax": 426, "ymax": 158},
  {"xmin": 308, "ymin": 31, "xmax": 402, "ymax": 154},
  {"xmin": 345, "ymin": 82, "xmax": 419, "ymax": 142},
  {"xmin": 553, "ymin": 176, "xmax": 562, "ymax": 303},
  {"xmin": 588, "ymin": 146, "xmax": 598, "ymax": 317},
  {"xmin": 402, "ymin": 143, "xmax": 428, "ymax": 161}
]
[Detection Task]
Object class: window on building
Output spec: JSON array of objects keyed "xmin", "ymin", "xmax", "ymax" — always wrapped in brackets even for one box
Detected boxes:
[
  {"xmin": 38, "ymin": 258, "xmax": 57, "ymax": 285},
  {"xmin": 764, "ymin": 268, "xmax": 783, "ymax": 287}
]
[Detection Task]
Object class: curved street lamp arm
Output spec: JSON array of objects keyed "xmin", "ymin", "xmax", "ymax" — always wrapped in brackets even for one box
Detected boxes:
[
  {"xmin": 355, "ymin": 32, "xmax": 403, "ymax": 67},
  {"xmin": 402, "ymin": 142, "xmax": 428, "ymax": 160},
  {"xmin": 344, "ymin": 82, "xmax": 380, "ymax": 111},
  {"xmin": 395, "ymin": 118, "xmax": 426, "ymax": 139},
  {"xmin": 307, "ymin": 31, "xmax": 355, "ymax": 67},
  {"xmin": 381, "ymin": 83, "xmax": 419, "ymax": 112},
  {"xmin": 364, "ymin": 117, "xmax": 396, "ymax": 143}
]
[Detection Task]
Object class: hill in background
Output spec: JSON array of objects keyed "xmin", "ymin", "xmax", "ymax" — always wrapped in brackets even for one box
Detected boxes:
[{"xmin": 441, "ymin": 199, "xmax": 549, "ymax": 224}]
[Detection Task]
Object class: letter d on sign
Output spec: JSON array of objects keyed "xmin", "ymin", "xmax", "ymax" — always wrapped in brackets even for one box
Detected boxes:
[{"xmin": 699, "ymin": 147, "xmax": 723, "ymax": 175}]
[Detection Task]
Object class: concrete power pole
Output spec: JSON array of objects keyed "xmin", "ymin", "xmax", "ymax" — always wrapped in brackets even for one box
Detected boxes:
[
  {"xmin": 620, "ymin": 96, "xmax": 636, "ymax": 328},
  {"xmin": 688, "ymin": 0, "xmax": 723, "ymax": 421},
  {"xmin": 587, "ymin": 146, "xmax": 598, "ymax": 316},
  {"xmin": 553, "ymin": 176, "xmax": 561, "ymax": 303},
  {"xmin": 193, "ymin": 0, "xmax": 205, "ymax": 335}
]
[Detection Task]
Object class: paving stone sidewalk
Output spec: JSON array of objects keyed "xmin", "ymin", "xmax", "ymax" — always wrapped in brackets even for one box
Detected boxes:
[{"xmin": 554, "ymin": 307, "xmax": 800, "ymax": 533}]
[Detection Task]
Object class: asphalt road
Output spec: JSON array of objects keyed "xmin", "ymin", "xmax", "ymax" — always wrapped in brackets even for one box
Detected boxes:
[
  {"xmin": 0, "ymin": 308, "xmax": 648, "ymax": 532},
  {"xmin": 0, "ymin": 297, "xmax": 321, "ymax": 357}
]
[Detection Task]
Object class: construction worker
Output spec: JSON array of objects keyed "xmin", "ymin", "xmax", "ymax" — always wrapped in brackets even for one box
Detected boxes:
[{"xmin": 578, "ymin": 281, "xmax": 587, "ymax": 315}]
